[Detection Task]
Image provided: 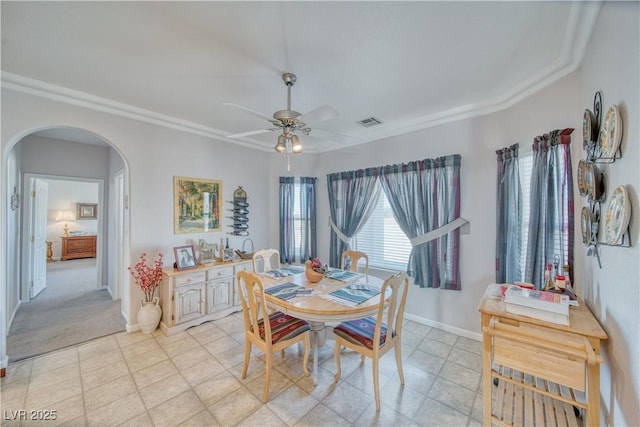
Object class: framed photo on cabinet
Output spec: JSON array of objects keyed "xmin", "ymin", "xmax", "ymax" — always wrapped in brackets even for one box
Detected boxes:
[
  {"xmin": 174, "ymin": 245, "xmax": 197, "ymax": 271},
  {"xmin": 174, "ymin": 176, "xmax": 222, "ymax": 234}
]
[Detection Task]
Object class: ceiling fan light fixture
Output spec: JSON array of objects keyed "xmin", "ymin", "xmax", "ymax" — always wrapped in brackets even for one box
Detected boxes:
[
  {"xmin": 275, "ymin": 135, "xmax": 287, "ymax": 153},
  {"xmin": 291, "ymin": 134, "xmax": 303, "ymax": 153}
]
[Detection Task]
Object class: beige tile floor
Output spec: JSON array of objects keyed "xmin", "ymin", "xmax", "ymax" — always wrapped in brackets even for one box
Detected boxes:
[{"xmin": 1, "ymin": 312, "xmax": 485, "ymax": 426}]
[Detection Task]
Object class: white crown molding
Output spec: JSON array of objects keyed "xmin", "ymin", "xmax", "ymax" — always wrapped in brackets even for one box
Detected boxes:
[
  {"xmin": 1, "ymin": 2, "xmax": 600, "ymax": 154},
  {"xmin": 0, "ymin": 72, "xmax": 273, "ymax": 152}
]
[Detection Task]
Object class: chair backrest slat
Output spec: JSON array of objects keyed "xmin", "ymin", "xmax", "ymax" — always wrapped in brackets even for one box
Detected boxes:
[
  {"xmin": 252, "ymin": 249, "xmax": 280, "ymax": 273},
  {"xmin": 373, "ymin": 272, "xmax": 409, "ymax": 349},
  {"xmin": 237, "ymin": 270, "xmax": 272, "ymax": 343},
  {"xmin": 341, "ymin": 250, "xmax": 369, "ymax": 278}
]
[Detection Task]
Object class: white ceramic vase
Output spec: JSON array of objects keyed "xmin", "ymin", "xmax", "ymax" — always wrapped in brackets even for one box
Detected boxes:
[{"xmin": 138, "ymin": 297, "xmax": 161, "ymax": 334}]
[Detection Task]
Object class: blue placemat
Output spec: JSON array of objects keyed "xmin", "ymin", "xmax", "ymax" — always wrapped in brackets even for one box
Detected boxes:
[
  {"xmin": 263, "ymin": 266, "xmax": 305, "ymax": 278},
  {"xmin": 325, "ymin": 269, "xmax": 361, "ymax": 282},
  {"xmin": 264, "ymin": 282, "xmax": 303, "ymax": 300},
  {"xmin": 329, "ymin": 283, "xmax": 380, "ymax": 305}
]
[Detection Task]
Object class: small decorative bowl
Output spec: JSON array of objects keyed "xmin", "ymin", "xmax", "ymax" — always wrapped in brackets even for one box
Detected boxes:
[{"xmin": 305, "ymin": 260, "xmax": 324, "ymax": 283}]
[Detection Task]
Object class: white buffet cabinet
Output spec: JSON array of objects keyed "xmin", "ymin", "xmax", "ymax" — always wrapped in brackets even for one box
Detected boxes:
[{"xmin": 159, "ymin": 259, "xmax": 252, "ymax": 335}]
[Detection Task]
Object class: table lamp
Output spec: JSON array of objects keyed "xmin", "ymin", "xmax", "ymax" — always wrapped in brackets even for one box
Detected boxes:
[{"xmin": 55, "ymin": 210, "xmax": 75, "ymax": 236}]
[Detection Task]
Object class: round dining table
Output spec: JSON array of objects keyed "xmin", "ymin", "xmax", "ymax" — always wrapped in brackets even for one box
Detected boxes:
[{"xmin": 258, "ymin": 271, "xmax": 386, "ymax": 385}]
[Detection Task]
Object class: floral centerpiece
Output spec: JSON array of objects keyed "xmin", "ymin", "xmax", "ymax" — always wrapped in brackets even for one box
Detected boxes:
[
  {"xmin": 129, "ymin": 252, "xmax": 164, "ymax": 333},
  {"xmin": 128, "ymin": 252, "xmax": 164, "ymax": 302},
  {"xmin": 305, "ymin": 257, "xmax": 327, "ymax": 283}
]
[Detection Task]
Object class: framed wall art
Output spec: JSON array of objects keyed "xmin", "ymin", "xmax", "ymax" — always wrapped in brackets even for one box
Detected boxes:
[
  {"xmin": 174, "ymin": 176, "xmax": 222, "ymax": 234},
  {"xmin": 174, "ymin": 245, "xmax": 197, "ymax": 271},
  {"xmin": 76, "ymin": 203, "xmax": 97, "ymax": 220}
]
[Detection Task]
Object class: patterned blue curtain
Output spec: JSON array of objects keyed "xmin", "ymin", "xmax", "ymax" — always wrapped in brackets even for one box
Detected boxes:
[
  {"xmin": 378, "ymin": 155, "xmax": 462, "ymax": 289},
  {"xmin": 298, "ymin": 177, "xmax": 317, "ymax": 261},
  {"xmin": 327, "ymin": 169, "xmax": 381, "ymax": 268},
  {"xmin": 279, "ymin": 177, "xmax": 295, "ymax": 264},
  {"xmin": 524, "ymin": 129, "xmax": 574, "ymax": 288},
  {"xmin": 496, "ymin": 144, "xmax": 522, "ymax": 283}
]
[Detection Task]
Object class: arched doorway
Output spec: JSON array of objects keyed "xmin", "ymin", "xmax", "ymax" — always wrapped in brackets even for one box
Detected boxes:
[{"xmin": 2, "ymin": 126, "xmax": 131, "ymax": 363}]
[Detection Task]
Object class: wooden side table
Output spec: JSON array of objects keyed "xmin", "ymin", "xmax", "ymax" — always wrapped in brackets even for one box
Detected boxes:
[
  {"xmin": 61, "ymin": 235, "xmax": 97, "ymax": 260},
  {"xmin": 478, "ymin": 285, "xmax": 607, "ymax": 426}
]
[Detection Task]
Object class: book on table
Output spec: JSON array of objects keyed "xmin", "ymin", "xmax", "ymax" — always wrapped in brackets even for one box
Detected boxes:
[
  {"xmin": 503, "ymin": 287, "xmax": 570, "ymax": 315},
  {"xmin": 504, "ymin": 302, "xmax": 570, "ymax": 326}
]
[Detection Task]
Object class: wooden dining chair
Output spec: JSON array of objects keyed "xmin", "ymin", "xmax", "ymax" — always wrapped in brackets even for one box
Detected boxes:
[
  {"xmin": 252, "ymin": 248, "xmax": 281, "ymax": 273},
  {"xmin": 332, "ymin": 272, "xmax": 409, "ymax": 411},
  {"xmin": 236, "ymin": 270, "xmax": 311, "ymax": 402},
  {"xmin": 341, "ymin": 250, "xmax": 369, "ymax": 279}
]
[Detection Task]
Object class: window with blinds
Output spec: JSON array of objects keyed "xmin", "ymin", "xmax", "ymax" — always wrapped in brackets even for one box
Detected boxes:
[
  {"xmin": 292, "ymin": 183, "xmax": 303, "ymax": 258},
  {"xmin": 519, "ymin": 151, "xmax": 569, "ymax": 279},
  {"xmin": 352, "ymin": 193, "xmax": 412, "ymax": 271}
]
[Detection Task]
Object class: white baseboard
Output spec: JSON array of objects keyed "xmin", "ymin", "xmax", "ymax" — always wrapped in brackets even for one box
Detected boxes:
[
  {"xmin": 1, "ymin": 355, "xmax": 8, "ymax": 369},
  {"xmin": 125, "ymin": 323, "xmax": 141, "ymax": 333},
  {"xmin": 106, "ymin": 286, "xmax": 115, "ymax": 300},
  {"xmin": 404, "ymin": 313, "xmax": 482, "ymax": 342}
]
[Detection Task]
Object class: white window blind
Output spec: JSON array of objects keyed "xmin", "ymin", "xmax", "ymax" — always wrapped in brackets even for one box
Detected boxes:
[
  {"xmin": 519, "ymin": 153, "xmax": 533, "ymax": 275},
  {"xmin": 353, "ymin": 193, "xmax": 412, "ymax": 271},
  {"xmin": 519, "ymin": 151, "xmax": 569, "ymax": 280},
  {"xmin": 293, "ymin": 183, "xmax": 302, "ymax": 257}
]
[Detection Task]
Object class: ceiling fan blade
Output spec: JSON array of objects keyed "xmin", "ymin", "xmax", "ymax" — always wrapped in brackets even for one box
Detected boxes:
[
  {"xmin": 307, "ymin": 128, "xmax": 350, "ymax": 143},
  {"xmin": 227, "ymin": 129, "xmax": 272, "ymax": 139},
  {"xmin": 224, "ymin": 103, "xmax": 273, "ymax": 122},
  {"xmin": 298, "ymin": 105, "xmax": 339, "ymax": 124}
]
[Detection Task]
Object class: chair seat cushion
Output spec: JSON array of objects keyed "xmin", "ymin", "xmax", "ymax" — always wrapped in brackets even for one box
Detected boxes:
[
  {"xmin": 333, "ymin": 317, "xmax": 394, "ymax": 350},
  {"xmin": 258, "ymin": 311, "xmax": 310, "ymax": 344}
]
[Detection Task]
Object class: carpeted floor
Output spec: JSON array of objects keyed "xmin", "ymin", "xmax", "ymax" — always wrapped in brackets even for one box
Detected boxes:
[{"xmin": 7, "ymin": 258, "xmax": 126, "ymax": 361}]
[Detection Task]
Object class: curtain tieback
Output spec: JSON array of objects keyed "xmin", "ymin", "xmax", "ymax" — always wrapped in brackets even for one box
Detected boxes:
[
  {"xmin": 328, "ymin": 217, "xmax": 352, "ymax": 244},
  {"xmin": 410, "ymin": 217, "xmax": 468, "ymax": 248}
]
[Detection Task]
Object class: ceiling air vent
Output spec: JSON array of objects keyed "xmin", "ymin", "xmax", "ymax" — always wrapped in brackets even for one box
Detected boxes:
[{"xmin": 357, "ymin": 117, "xmax": 383, "ymax": 128}]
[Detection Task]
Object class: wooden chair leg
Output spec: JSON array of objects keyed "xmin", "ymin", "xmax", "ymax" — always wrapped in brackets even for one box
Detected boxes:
[
  {"xmin": 333, "ymin": 340, "xmax": 342, "ymax": 383},
  {"xmin": 241, "ymin": 340, "xmax": 251, "ymax": 379},
  {"xmin": 395, "ymin": 342, "xmax": 405, "ymax": 385},
  {"xmin": 281, "ymin": 349, "xmax": 285, "ymax": 358},
  {"xmin": 262, "ymin": 352, "xmax": 272, "ymax": 403},
  {"xmin": 373, "ymin": 357, "xmax": 381, "ymax": 411}
]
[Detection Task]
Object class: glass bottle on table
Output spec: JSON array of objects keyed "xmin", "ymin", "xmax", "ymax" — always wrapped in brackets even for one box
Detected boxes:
[{"xmin": 543, "ymin": 263, "xmax": 555, "ymax": 291}]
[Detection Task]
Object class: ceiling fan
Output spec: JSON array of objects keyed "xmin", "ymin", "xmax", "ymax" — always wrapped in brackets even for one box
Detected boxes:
[{"xmin": 225, "ymin": 72, "xmax": 340, "ymax": 153}]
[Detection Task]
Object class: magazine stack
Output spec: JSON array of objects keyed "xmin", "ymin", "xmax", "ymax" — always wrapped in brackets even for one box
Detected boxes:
[{"xmin": 503, "ymin": 286, "xmax": 571, "ymax": 325}]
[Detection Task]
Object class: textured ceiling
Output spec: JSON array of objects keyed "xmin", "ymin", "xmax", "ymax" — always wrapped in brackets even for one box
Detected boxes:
[{"xmin": 1, "ymin": 1, "xmax": 600, "ymax": 152}]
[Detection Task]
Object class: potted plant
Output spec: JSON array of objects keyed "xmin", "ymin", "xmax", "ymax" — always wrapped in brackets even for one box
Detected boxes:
[{"xmin": 129, "ymin": 252, "xmax": 164, "ymax": 333}]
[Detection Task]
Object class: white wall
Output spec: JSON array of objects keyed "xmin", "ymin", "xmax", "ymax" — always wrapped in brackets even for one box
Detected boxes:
[
  {"xmin": 578, "ymin": 3, "xmax": 639, "ymax": 426},
  {"xmin": 5, "ymin": 145, "xmax": 21, "ymax": 331}
]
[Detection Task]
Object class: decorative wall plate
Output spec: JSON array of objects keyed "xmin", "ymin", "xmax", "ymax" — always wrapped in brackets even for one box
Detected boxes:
[
  {"xmin": 582, "ymin": 109, "xmax": 597, "ymax": 147},
  {"xmin": 577, "ymin": 160, "xmax": 589, "ymax": 197},
  {"xmin": 604, "ymin": 185, "xmax": 631, "ymax": 245},
  {"xmin": 587, "ymin": 163, "xmax": 605, "ymax": 201},
  {"xmin": 581, "ymin": 206, "xmax": 592, "ymax": 246},
  {"xmin": 586, "ymin": 162, "xmax": 596, "ymax": 199},
  {"xmin": 600, "ymin": 105, "xmax": 622, "ymax": 159}
]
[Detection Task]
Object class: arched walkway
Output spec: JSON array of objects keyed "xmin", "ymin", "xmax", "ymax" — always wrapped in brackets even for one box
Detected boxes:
[{"xmin": 2, "ymin": 126, "xmax": 131, "ymax": 365}]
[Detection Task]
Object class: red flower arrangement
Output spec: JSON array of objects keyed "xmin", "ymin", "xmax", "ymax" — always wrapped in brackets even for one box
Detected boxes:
[
  {"xmin": 128, "ymin": 252, "xmax": 164, "ymax": 302},
  {"xmin": 309, "ymin": 257, "xmax": 328, "ymax": 274}
]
